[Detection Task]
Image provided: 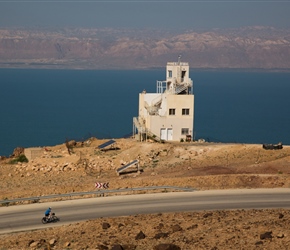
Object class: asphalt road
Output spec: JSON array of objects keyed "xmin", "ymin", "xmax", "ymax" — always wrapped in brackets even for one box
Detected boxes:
[{"xmin": 1, "ymin": 188, "xmax": 290, "ymax": 235}]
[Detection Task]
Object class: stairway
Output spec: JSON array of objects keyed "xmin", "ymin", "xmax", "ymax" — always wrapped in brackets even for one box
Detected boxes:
[
  {"xmin": 144, "ymin": 94, "xmax": 162, "ymax": 115},
  {"xmin": 174, "ymin": 84, "xmax": 188, "ymax": 94},
  {"xmin": 133, "ymin": 117, "xmax": 162, "ymax": 142}
]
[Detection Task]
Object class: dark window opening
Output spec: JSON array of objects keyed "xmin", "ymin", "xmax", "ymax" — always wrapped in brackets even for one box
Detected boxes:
[
  {"xmin": 181, "ymin": 128, "xmax": 189, "ymax": 135},
  {"xmin": 182, "ymin": 108, "xmax": 189, "ymax": 115},
  {"xmin": 169, "ymin": 108, "xmax": 175, "ymax": 115}
]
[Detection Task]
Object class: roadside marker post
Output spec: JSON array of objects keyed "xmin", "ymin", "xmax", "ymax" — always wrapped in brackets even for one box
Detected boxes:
[{"xmin": 95, "ymin": 182, "xmax": 109, "ymax": 189}]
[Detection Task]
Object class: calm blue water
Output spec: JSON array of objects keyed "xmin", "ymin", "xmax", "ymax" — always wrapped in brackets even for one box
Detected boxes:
[{"xmin": 0, "ymin": 68, "xmax": 290, "ymax": 156}]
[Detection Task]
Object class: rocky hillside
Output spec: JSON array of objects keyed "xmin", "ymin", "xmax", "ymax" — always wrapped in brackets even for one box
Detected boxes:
[
  {"xmin": 1, "ymin": 138, "xmax": 290, "ymax": 200},
  {"xmin": 0, "ymin": 26, "xmax": 290, "ymax": 70},
  {"xmin": 1, "ymin": 138, "xmax": 290, "ymax": 249}
]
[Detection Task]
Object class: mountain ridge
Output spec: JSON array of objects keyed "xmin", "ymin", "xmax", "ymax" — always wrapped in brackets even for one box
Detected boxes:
[{"xmin": 0, "ymin": 26, "xmax": 290, "ymax": 70}]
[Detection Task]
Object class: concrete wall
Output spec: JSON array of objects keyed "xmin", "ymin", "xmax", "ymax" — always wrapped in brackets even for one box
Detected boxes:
[
  {"xmin": 140, "ymin": 93, "xmax": 194, "ymax": 141},
  {"xmin": 150, "ymin": 95, "xmax": 194, "ymax": 141},
  {"xmin": 24, "ymin": 148, "xmax": 43, "ymax": 161}
]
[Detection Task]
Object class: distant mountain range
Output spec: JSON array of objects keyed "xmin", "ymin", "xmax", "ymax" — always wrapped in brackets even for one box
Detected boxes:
[{"xmin": 0, "ymin": 26, "xmax": 290, "ymax": 70}]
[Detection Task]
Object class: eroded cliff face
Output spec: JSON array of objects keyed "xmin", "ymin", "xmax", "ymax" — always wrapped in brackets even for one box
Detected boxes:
[{"xmin": 0, "ymin": 26, "xmax": 290, "ymax": 70}]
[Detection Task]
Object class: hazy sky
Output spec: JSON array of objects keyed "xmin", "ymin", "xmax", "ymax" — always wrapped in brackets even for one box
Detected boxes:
[{"xmin": 0, "ymin": 0, "xmax": 289, "ymax": 30}]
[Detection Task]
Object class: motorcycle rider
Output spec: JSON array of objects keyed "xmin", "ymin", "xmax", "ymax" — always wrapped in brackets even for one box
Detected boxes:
[{"xmin": 44, "ymin": 207, "xmax": 52, "ymax": 219}]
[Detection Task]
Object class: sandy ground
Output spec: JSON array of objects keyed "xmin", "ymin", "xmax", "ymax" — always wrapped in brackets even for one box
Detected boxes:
[{"xmin": 1, "ymin": 138, "xmax": 290, "ymax": 249}]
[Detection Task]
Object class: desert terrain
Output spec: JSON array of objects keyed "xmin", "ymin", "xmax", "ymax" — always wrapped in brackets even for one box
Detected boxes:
[{"xmin": 1, "ymin": 138, "xmax": 290, "ymax": 250}]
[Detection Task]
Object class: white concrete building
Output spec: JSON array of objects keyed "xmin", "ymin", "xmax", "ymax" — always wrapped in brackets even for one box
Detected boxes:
[{"xmin": 133, "ymin": 57, "xmax": 194, "ymax": 142}]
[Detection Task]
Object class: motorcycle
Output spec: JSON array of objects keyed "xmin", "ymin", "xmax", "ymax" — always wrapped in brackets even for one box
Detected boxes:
[{"xmin": 41, "ymin": 213, "xmax": 60, "ymax": 224}]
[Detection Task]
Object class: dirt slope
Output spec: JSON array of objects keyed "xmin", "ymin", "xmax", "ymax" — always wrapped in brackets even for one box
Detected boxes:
[{"xmin": 1, "ymin": 138, "xmax": 290, "ymax": 249}]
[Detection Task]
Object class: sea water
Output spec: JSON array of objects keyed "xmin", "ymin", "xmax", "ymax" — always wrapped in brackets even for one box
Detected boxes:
[{"xmin": 0, "ymin": 68, "xmax": 290, "ymax": 156}]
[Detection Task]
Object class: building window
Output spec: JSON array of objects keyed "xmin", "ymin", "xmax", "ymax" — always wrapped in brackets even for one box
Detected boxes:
[
  {"xmin": 181, "ymin": 128, "xmax": 189, "ymax": 135},
  {"xmin": 182, "ymin": 108, "xmax": 190, "ymax": 115},
  {"xmin": 169, "ymin": 108, "xmax": 175, "ymax": 115},
  {"xmin": 168, "ymin": 70, "xmax": 172, "ymax": 78},
  {"xmin": 181, "ymin": 70, "xmax": 186, "ymax": 82}
]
